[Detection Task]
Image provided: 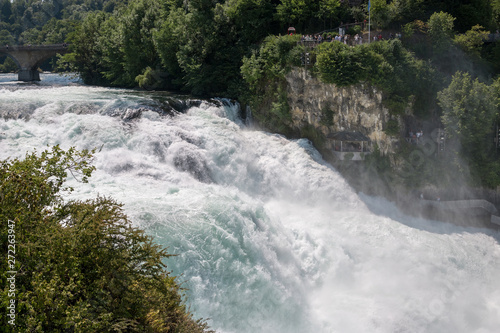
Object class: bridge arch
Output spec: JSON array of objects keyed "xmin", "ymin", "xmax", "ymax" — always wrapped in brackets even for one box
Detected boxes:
[{"xmin": 0, "ymin": 44, "xmax": 69, "ymax": 81}]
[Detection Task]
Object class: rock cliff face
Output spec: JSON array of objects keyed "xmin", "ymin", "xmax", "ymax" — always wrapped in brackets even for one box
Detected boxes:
[{"xmin": 285, "ymin": 68, "xmax": 398, "ymax": 154}]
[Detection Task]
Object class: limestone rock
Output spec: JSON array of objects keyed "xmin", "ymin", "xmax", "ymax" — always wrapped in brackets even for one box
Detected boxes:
[{"xmin": 285, "ymin": 68, "xmax": 398, "ymax": 154}]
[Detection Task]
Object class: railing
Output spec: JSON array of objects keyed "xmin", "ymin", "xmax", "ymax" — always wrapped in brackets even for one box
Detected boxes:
[
  {"xmin": 298, "ymin": 36, "xmax": 366, "ymax": 48},
  {"xmin": 491, "ymin": 215, "xmax": 500, "ymax": 225},
  {"xmin": 332, "ymin": 151, "xmax": 371, "ymax": 161},
  {"xmin": 0, "ymin": 44, "xmax": 69, "ymax": 51},
  {"xmin": 421, "ymin": 199, "xmax": 498, "ymax": 215}
]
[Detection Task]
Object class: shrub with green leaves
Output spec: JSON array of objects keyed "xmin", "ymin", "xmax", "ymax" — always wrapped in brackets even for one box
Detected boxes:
[
  {"xmin": 314, "ymin": 39, "xmax": 441, "ymax": 116},
  {"xmin": 315, "ymin": 41, "xmax": 366, "ymax": 86},
  {"xmin": 346, "ymin": 25, "xmax": 362, "ymax": 36},
  {"xmin": 437, "ymin": 73, "xmax": 500, "ymax": 187},
  {"xmin": 0, "ymin": 146, "xmax": 213, "ymax": 333},
  {"xmin": 241, "ymin": 34, "xmax": 301, "ymax": 85},
  {"xmin": 241, "ymin": 34, "xmax": 301, "ymax": 133}
]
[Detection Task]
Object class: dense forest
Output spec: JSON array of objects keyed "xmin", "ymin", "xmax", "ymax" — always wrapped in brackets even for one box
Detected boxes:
[
  {"xmin": 1, "ymin": 0, "xmax": 500, "ymax": 189},
  {"xmin": 1, "ymin": 0, "xmax": 498, "ymax": 93}
]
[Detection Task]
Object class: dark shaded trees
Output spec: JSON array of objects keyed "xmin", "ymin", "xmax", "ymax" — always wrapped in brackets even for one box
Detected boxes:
[
  {"xmin": 64, "ymin": 0, "xmax": 279, "ymax": 96},
  {"xmin": 388, "ymin": 0, "xmax": 495, "ymax": 32}
]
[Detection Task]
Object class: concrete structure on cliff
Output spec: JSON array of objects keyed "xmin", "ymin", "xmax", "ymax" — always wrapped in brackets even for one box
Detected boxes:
[
  {"xmin": 0, "ymin": 44, "xmax": 69, "ymax": 81},
  {"xmin": 328, "ymin": 131, "xmax": 372, "ymax": 161}
]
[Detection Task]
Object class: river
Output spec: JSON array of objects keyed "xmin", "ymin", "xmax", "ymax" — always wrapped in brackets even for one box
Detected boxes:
[{"xmin": 1, "ymin": 73, "xmax": 500, "ymax": 333}]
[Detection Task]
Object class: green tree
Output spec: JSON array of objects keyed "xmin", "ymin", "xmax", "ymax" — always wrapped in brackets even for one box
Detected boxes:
[
  {"xmin": 41, "ymin": 18, "xmax": 78, "ymax": 44},
  {"xmin": 485, "ymin": 41, "xmax": 500, "ymax": 73},
  {"xmin": 153, "ymin": 0, "xmax": 276, "ymax": 96},
  {"xmin": 241, "ymin": 34, "xmax": 300, "ymax": 86},
  {"xmin": 318, "ymin": 0, "xmax": 341, "ymax": 29},
  {"xmin": 275, "ymin": 0, "xmax": 311, "ymax": 31},
  {"xmin": 370, "ymin": 0, "xmax": 390, "ymax": 29},
  {"xmin": 59, "ymin": 11, "xmax": 111, "ymax": 85},
  {"xmin": 0, "ymin": 146, "xmax": 213, "ymax": 332},
  {"xmin": 0, "ymin": 56, "xmax": 17, "ymax": 73},
  {"xmin": 240, "ymin": 34, "xmax": 300, "ymax": 133},
  {"xmin": 454, "ymin": 24, "xmax": 490, "ymax": 57},
  {"xmin": 223, "ymin": 0, "xmax": 274, "ymax": 45},
  {"xmin": 387, "ymin": 0, "xmax": 428, "ymax": 25},
  {"xmin": 0, "ymin": 29, "xmax": 14, "ymax": 45},
  {"xmin": 438, "ymin": 72, "xmax": 500, "ymax": 186},
  {"xmin": 452, "ymin": 0, "xmax": 493, "ymax": 33},
  {"xmin": 120, "ymin": 0, "xmax": 164, "ymax": 88},
  {"xmin": 494, "ymin": 0, "xmax": 500, "ymax": 27},
  {"xmin": 62, "ymin": 0, "xmax": 163, "ymax": 88},
  {"xmin": 18, "ymin": 27, "xmax": 44, "ymax": 44},
  {"xmin": 152, "ymin": 7, "xmax": 185, "ymax": 90},
  {"xmin": 313, "ymin": 38, "xmax": 442, "ymax": 116},
  {"xmin": 427, "ymin": 11, "xmax": 455, "ymax": 49},
  {"xmin": 0, "ymin": 0, "xmax": 13, "ymax": 25},
  {"xmin": 166, "ymin": 1, "xmax": 224, "ymax": 95},
  {"xmin": 276, "ymin": 0, "xmax": 341, "ymax": 32},
  {"xmin": 388, "ymin": 0, "xmax": 493, "ymax": 32},
  {"xmin": 315, "ymin": 41, "xmax": 365, "ymax": 86}
]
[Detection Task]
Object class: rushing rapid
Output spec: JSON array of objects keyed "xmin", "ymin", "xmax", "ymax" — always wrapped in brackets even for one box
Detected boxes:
[{"xmin": 1, "ymin": 74, "xmax": 500, "ymax": 333}]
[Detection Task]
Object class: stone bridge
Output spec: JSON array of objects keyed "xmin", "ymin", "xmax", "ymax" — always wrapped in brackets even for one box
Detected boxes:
[{"xmin": 0, "ymin": 44, "xmax": 69, "ymax": 81}]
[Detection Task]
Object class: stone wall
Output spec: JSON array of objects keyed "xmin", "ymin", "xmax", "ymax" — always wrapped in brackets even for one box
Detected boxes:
[{"xmin": 285, "ymin": 68, "xmax": 399, "ymax": 154}]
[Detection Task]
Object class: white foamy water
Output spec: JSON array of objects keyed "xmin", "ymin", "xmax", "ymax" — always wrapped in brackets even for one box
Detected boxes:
[{"xmin": 1, "ymin": 74, "xmax": 500, "ymax": 333}]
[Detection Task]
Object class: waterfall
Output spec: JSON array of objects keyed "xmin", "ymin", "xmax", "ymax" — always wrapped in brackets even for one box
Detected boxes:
[{"xmin": 1, "ymin": 74, "xmax": 500, "ymax": 333}]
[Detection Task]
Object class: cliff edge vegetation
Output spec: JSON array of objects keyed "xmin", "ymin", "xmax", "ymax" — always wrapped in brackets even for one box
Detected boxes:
[{"xmin": 239, "ymin": 11, "xmax": 500, "ymax": 195}]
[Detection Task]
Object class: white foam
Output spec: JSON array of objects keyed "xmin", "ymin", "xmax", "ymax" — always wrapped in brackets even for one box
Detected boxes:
[{"xmin": 1, "ymin": 74, "xmax": 500, "ymax": 333}]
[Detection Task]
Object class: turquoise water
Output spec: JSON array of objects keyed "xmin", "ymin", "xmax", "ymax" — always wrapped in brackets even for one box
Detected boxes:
[{"xmin": 1, "ymin": 74, "xmax": 500, "ymax": 333}]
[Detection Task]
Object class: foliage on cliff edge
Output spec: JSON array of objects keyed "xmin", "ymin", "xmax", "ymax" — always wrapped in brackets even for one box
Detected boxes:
[{"xmin": 241, "ymin": 34, "xmax": 302, "ymax": 134}]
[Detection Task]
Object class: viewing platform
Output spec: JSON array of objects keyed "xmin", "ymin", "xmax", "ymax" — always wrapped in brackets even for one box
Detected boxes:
[
  {"xmin": 414, "ymin": 198, "xmax": 500, "ymax": 228},
  {"xmin": 328, "ymin": 131, "xmax": 371, "ymax": 161}
]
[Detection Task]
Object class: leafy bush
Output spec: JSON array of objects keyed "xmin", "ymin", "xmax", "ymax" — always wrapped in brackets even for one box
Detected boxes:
[
  {"xmin": 454, "ymin": 25, "xmax": 490, "ymax": 57},
  {"xmin": 320, "ymin": 105, "xmax": 334, "ymax": 126},
  {"xmin": 438, "ymin": 72, "xmax": 500, "ymax": 187},
  {"xmin": 241, "ymin": 35, "xmax": 299, "ymax": 90},
  {"xmin": 315, "ymin": 41, "xmax": 366, "ymax": 86},
  {"xmin": 0, "ymin": 56, "xmax": 16, "ymax": 73},
  {"xmin": 347, "ymin": 25, "xmax": 362, "ymax": 36},
  {"xmin": 314, "ymin": 38, "xmax": 442, "ymax": 116},
  {"xmin": 0, "ymin": 146, "xmax": 213, "ymax": 332},
  {"xmin": 241, "ymin": 35, "xmax": 302, "ymax": 133}
]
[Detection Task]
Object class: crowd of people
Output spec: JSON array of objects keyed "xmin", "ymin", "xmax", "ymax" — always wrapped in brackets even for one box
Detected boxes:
[
  {"xmin": 408, "ymin": 130, "xmax": 424, "ymax": 144},
  {"xmin": 300, "ymin": 33, "xmax": 364, "ymax": 46},
  {"xmin": 300, "ymin": 31, "xmax": 402, "ymax": 47}
]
